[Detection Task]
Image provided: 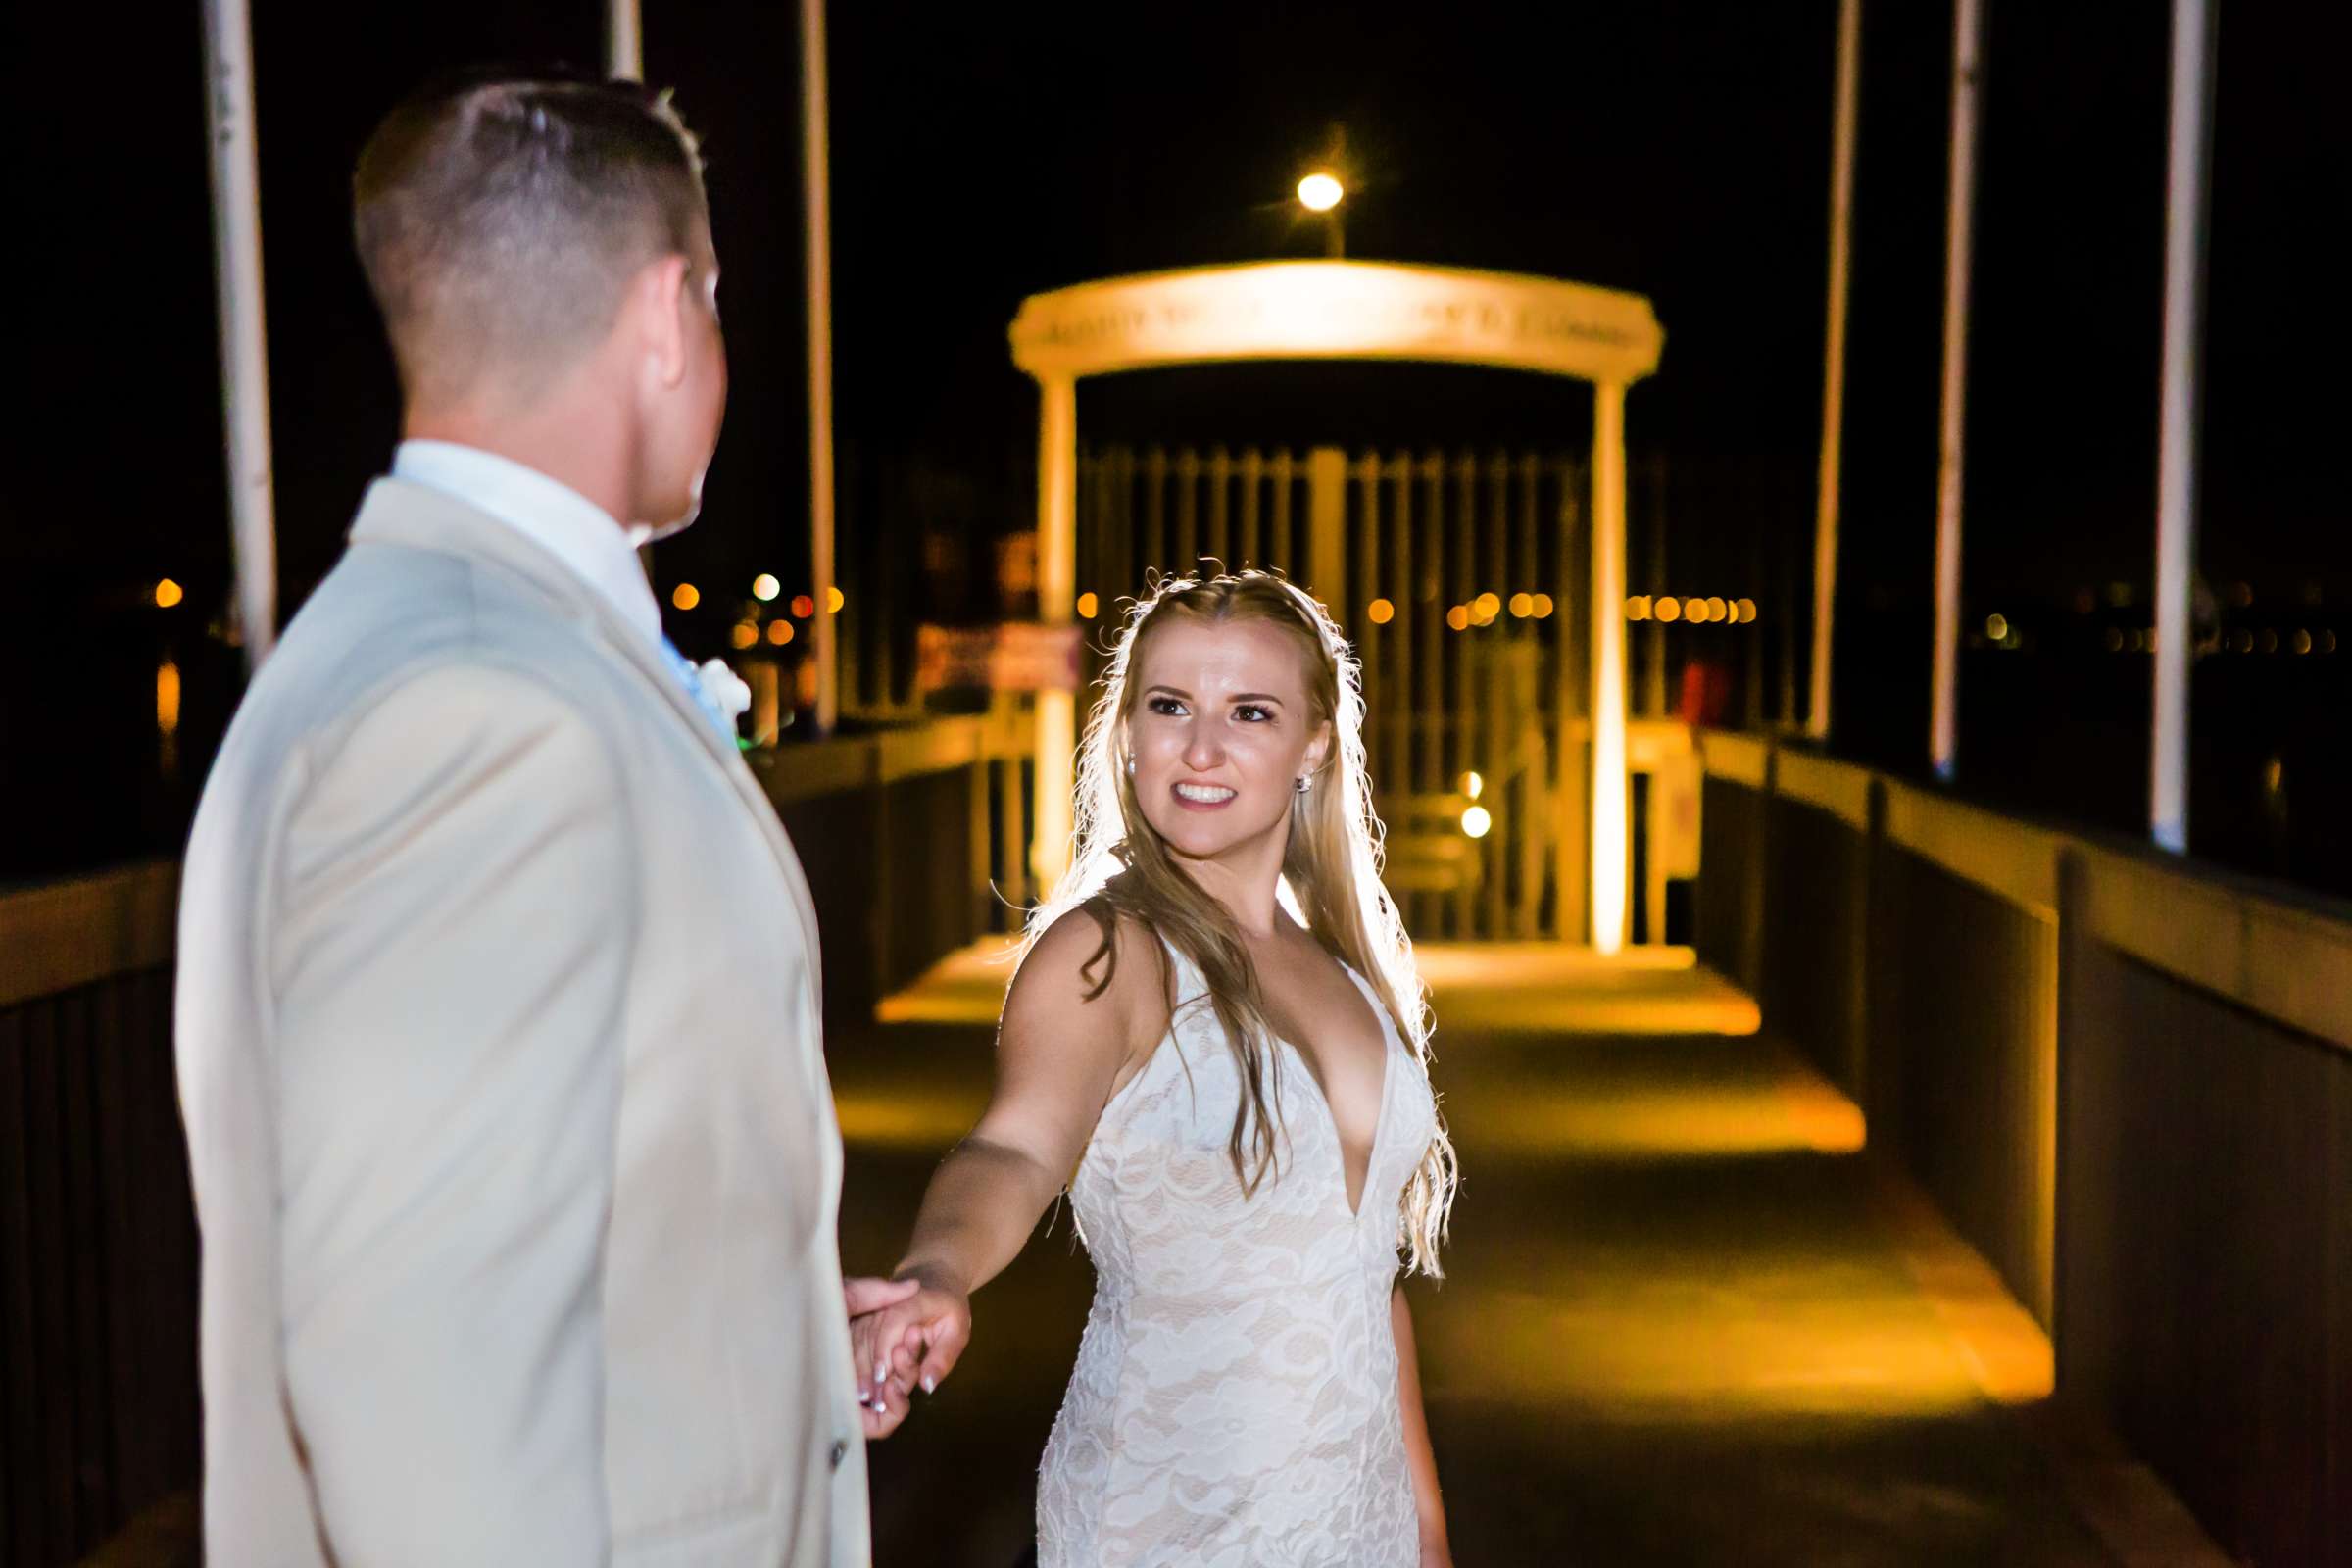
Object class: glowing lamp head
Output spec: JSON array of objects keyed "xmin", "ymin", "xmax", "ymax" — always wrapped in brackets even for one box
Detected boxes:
[
  {"xmin": 1297, "ymin": 172, "xmax": 1344, "ymax": 213},
  {"xmin": 1461, "ymin": 805, "xmax": 1493, "ymax": 840}
]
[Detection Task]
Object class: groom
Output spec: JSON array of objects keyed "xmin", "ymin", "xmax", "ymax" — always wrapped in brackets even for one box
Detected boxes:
[{"xmin": 175, "ymin": 74, "xmax": 911, "ymax": 1565}]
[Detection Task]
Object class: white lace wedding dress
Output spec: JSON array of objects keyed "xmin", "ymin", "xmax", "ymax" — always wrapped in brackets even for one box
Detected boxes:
[{"xmin": 1035, "ymin": 941, "xmax": 1439, "ymax": 1567}]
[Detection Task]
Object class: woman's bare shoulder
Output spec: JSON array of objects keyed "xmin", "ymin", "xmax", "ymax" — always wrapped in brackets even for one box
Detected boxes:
[{"xmin": 1007, "ymin": 904, "xmax": 1166, "ymax": 1030}]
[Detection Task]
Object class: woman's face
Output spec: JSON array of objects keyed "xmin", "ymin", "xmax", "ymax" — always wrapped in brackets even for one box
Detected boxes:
[{"xmin": 1126, "ymin": 615, "xmax": 1332, "ymax": 868}]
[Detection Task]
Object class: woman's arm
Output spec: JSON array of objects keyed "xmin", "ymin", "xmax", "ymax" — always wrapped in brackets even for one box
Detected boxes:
[
  {"xmin": 1393, "ymin": 1283, "xmax": 1452, "ymax": 1565},
  {"xmin": 851, "ymin": 910, "xmax": 1153, "ymax": 1426}
]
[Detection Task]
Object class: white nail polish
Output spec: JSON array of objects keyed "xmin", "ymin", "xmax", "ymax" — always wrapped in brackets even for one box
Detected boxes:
[{"xmin": 922, "ymin": 1374, "xmax": 936, "ymax": 1394}]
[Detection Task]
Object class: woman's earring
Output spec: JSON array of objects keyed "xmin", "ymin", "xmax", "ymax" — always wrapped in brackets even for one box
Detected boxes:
[
  {"xmin": 1295, "ymin": 774, "xmax": 1311, "ymax": 795},
  {"xmin": 1124, "ymin": 754, "xmax": 1136, "ymax": 778}
]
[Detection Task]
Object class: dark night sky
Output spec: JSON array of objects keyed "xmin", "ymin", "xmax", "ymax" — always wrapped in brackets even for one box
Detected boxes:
[{"xmin": 8, "ymin": 1, "xmax": 2346, "ymax": 882}]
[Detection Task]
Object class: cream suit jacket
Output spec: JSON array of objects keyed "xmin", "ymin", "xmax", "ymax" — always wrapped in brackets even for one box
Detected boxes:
[{"xmin": 175, "ymin": 477, "xmax": 867, "ymax": 1566}]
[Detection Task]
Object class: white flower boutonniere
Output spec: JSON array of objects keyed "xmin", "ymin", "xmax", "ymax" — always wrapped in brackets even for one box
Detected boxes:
[{"xmin": 698, "ymin": 658, "xmax": 753, "ymax": 722}]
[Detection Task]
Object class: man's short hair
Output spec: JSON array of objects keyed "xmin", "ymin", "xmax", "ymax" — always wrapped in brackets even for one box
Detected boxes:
[{"xmin": 353, "ymin": 72, "xmax": 709, "ymax": 407}]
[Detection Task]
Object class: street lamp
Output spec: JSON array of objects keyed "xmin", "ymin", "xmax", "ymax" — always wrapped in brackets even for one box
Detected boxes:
[{"xmin": 1297, "ymin": 172, "xmax": 1345, "ymax": 257}]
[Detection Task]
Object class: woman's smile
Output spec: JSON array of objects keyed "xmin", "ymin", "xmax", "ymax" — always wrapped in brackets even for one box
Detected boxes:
[{"xmin": 1172, "ymin": 780, "xmax": 1238, "ymax": 808}]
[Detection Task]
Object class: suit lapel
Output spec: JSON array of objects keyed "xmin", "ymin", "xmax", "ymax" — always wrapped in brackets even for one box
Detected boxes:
[{"xmin": 349, "ymin": 480, "xmax": 825, "ymax": 1003}]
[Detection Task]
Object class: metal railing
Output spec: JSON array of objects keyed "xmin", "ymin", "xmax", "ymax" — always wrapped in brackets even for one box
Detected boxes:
[
  {"xmin": 1695, "ymin": 728, "xmax": 2351, "ymax": 1568},
  {"xmin": 0, "ymin": 711, "xmax": 1033, "ymax": 1567}
]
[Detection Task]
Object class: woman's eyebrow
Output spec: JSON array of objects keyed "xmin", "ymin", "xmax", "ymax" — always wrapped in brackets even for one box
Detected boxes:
[
  {"xmin": 1144, "ymin": 684, "xmax": 1193, "ymax": 700},
  {"xmin": 1228, "ymin": 693, "xmax": 1286, "ymax": 706}
]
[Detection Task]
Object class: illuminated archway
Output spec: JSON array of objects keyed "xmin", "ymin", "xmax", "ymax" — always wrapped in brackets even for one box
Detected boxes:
[{"xmin": 1008, "ymin": 260, "xmax": 1665, "ymax": 952}]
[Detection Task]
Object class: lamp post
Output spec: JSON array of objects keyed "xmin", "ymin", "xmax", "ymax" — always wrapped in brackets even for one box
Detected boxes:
[{"xmin": 1298, "ymin": 172, "xmax": 1345, "ymax": 258}]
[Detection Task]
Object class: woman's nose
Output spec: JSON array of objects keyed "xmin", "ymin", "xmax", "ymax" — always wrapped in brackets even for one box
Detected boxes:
[{"xmin": 1181, "ymin": 722, "xmax": 1223, "ymax": 770}]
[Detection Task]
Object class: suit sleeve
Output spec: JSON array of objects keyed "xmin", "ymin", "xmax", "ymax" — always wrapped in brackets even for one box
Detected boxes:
[{"xmin": 270, "ymin": 664, "xmax": 633, "ymax": 1566}]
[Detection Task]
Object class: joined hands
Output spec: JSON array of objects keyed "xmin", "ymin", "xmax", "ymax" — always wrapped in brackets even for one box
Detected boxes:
[{"xmin": 845, "ymin": 1266, "xmax": 973, "ymax": 1440}]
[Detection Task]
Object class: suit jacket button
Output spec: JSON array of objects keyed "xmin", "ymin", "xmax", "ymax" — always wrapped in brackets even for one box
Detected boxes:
[{"xmin": 829, "ymin": 1438, "xmax": 849, "ymax": 1471}]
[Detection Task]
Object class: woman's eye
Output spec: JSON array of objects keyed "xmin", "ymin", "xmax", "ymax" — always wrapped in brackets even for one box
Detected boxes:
[
  {"xmin": 1234, "ymin": 705, "xmax": 1274, "ymax": 723},
  {"xmin": 1147, "ymin": 696, "xmax": 1186, "ymax": 716}
]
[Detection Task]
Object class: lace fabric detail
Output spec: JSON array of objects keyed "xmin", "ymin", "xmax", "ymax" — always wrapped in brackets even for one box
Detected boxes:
[{"xmin": 1036, "ymin": 943, "xmax": 1440, "ymax": 1567}]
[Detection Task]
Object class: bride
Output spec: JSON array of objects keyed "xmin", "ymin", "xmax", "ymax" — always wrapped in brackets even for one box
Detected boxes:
[{"xmin": 853, "ymin": 569, "xmax": 1457, "ymax": 1566}]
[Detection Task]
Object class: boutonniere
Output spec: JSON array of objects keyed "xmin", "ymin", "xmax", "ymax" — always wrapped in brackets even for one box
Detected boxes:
[{"xmin": 698, "ymin": 658, "xmax": 753, "ymax": 723}]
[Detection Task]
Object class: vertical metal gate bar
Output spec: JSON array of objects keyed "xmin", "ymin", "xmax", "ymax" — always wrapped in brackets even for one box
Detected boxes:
[
  {"xmin": 1515, "ymin": 453, "xmax": 1544, "ymax": 937},
  {"xmin": 1205, "ymin": 446, "xmax": 1231, "ymax": 568},
  {"xmin": 1416, "ymin": 453, "xmax": 1444, "ymax": 937},
  {"xmin": 1554, "ymin": 457, "xmax": 1588, "ymax": 943},
  {"xmin": 1359, "ymin": 453, "xmax": 1392, "ymax": 806},
  {"xmin": 1270, "ymin": 450, "xmax": 1296, "ymax": 579},
  {"xmin": 1644, "ymin": 453, "xmax": 1670, "ymax": 718},
  {"xmin": 1449, "ymin": 453, "xmax": 1476, "ymax": 938},
  {"xmin": 1391, "ymin": 453, "xmax": 1421, "ymax": 933},
  {"xmin": 1350, "ymin": 453, "xmax": 1377, "ymax": 708},
  {"xmin": 1239, "ymin": 448, "xmax": 1263, "ymax": 569},
  {"xmin": 1111, "ymin": 446, "xmax": 1136, "ymax": 620},
  {"xmin": 1175, "ymin": 448, "xmax": 1200, "ymax": 573},
  {"xmin": 1305, "ymin": 447, "xmax": 1348, "ymax": 617},
  {"xmin": 1483, "ymin": 451, "xmax": 1512, "ymax": 940},
  {"xmin": 1144, "ymin": 447, "xmax": 1168, "ymax": 583}
]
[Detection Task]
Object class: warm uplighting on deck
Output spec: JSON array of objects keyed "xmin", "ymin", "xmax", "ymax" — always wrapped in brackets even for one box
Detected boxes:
[
  {"xmin": 671, "ymin": 583, "xmax": 700, "ymax": 611},
  {"xmin": 154, "ymin": 578, "xmax": 184, "ymax": 609},
  {"xmin": 1367, "ymin": 597, "xmax": 1395, "ymax": 624},
  {"xmin": 768, "ymin": 619, "xmax": 795, "ymax": 646}
]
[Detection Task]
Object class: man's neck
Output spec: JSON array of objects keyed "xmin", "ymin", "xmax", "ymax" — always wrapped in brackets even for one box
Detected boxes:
[{"xmin": 405, "ymin": 392, "xmax": 638, "ymax": 531}]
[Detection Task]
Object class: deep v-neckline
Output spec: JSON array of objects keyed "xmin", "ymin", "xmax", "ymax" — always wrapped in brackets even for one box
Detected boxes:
[{"xmin": 1278, "ymin": 963, "xmax": 1395, "ymax": 1221}]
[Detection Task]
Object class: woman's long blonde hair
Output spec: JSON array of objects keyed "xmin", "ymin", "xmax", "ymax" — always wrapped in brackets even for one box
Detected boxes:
[{"xmin": 1028, "ymin": 569, "xmax": 1457, "ymax": 1277}]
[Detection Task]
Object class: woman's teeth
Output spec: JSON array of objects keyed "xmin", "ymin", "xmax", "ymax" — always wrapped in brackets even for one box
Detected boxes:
[{"xmin": 1174, "ymin": 782, "xmax": 1237, "ymax": 804}]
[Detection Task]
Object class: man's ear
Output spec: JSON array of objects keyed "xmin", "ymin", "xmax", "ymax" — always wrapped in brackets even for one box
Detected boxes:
[{"xmin": 631, "ymin": 253, "xmax": 693, "ymax": 390}]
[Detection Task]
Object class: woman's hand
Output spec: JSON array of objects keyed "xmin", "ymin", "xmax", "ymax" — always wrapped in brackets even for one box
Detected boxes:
[
  {"xmin": 843, "ymin": 1276, "xmax": 922, "ymax": 1438},
  {"xmin": 849, "ymin": 1264, "xmax": 973, "ymax": 1434}
]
